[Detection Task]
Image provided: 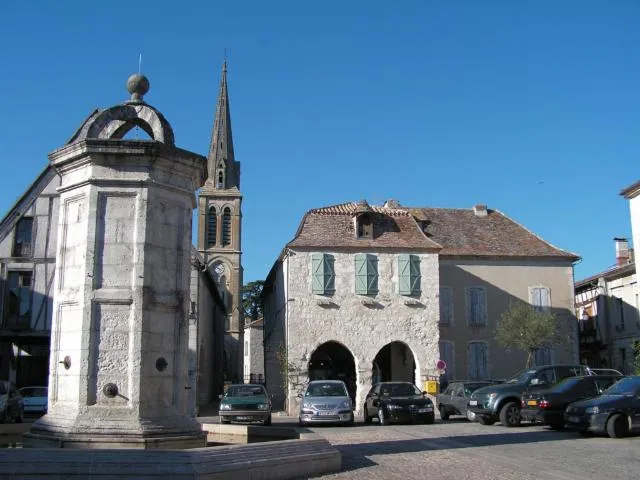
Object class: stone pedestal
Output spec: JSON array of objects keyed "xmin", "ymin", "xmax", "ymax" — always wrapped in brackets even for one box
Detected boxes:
[{"xmin": 25, "ymin": 133, "xmax": 207, "ymax": 448}]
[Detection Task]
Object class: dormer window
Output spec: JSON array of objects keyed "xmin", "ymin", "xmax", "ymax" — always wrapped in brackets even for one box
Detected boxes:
[{"xmin": 356, "ymin": 214, "xmax": 373, "ymax": 239}]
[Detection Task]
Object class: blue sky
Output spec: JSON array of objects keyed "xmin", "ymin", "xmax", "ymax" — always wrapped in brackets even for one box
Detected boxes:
[{"xmin": 1, "ymin": 1, "xmax": 639, "ymax": 283}]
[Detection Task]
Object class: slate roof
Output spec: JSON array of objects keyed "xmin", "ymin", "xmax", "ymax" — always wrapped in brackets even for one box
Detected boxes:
[{"xmin": 286, "ymin": 201, "xmax": 579, "ymax": 261}]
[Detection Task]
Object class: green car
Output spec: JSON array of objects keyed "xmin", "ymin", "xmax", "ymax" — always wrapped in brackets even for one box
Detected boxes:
[{"xmin": 219, "ymin": 384, "xmax": 272, "ymax": 425}]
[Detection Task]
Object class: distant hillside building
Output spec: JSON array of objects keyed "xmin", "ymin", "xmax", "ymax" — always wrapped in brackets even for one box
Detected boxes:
[{"xmin": 263, "ymin": 200, "xmax": 580, "ymax": 414}]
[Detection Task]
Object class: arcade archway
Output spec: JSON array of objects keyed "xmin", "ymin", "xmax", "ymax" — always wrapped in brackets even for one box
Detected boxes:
[
  {"xmin": 308, "ymin": 341, "xmax": 356, "ymax": 404},
  {"xmin": 372, "ymin": 341, "xmax": 416, "ymax": 384}
]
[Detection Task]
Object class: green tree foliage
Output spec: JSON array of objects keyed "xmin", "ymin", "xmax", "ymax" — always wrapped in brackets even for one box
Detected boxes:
[
  {"xmin": 495, "ymin": 301, "xmax": 564, "ymax": 368},
  {"xmin": 242, "ymin": 280, "xmax": 264, "ymax": 322},
  {"xmin": 633, "ymin": 341, "xmax": 640, "ymax": 375}
]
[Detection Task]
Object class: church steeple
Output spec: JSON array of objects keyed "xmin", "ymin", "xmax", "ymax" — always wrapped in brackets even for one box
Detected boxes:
[{"xmin": 207, "ymin": 60, "xmax": 238, "ymax": 189}]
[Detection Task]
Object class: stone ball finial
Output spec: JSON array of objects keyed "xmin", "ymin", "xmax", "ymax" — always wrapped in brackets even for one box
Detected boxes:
[{"xmin": 126, "ymin": 73, "xmax": 150, "ymax": 103}]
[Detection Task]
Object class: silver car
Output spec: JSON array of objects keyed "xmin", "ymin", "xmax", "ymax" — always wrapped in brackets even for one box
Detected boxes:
[{"xmin": 298, "ymin": 380, "xmax": 354, "ymax": 426}]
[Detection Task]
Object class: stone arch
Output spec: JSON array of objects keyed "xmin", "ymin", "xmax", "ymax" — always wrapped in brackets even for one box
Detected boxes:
[
  {"xmin": 67, "ymin": 104, "xmax": 175, "ymax": 146},
  {"xmin": 308, "ymin": 341, "xmax": 357, "ymax": 404},
  {"xmin": 372, "ymin": 341, "xmax": 417, "ymax": 384}
]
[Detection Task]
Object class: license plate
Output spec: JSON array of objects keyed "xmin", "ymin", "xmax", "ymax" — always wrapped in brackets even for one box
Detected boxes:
[
  {"xmin": 418, "ymin": 408, "xmax": 433, "ymax": 413},
  {"xmin": 527, "ymin": 400, "xmax": 537, "ymax": 406},
  {"xmin": 469, "ymin": 400, "xmax": 478, "ymax": 406},
  {"xmin": 568, "ymin": 416, "xmax": 580, "ymax": 423},
  {"xmin": 317, "ymin": 411, "xmax": 333, "ymax": 416},
  {"xmin": 236, "ymin": 416, "xmax": 250, "ymax": 421}
]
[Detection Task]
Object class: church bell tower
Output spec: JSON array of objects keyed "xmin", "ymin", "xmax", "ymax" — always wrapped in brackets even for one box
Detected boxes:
[{"xmin": 197, "ymin": 61, "xmax": 243, "ymax": 382}]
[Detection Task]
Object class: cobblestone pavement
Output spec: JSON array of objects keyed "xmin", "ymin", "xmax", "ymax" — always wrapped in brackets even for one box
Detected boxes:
[{"xmin": 303, "ymin": 418, "xmax": 640, "ymax": 480}]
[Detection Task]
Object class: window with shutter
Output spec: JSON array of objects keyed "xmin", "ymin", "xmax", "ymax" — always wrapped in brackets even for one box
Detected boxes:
[
  {"xmin": 531, "ymin": 287, "xmax": 551, "ymax": 312},
  {"xmin": 222, "ymin": 207, "xmax": 232, "ymax": 246},
  {"xmin": 398, "ymin": 254, "xmax": 421, "ymax": 296},
  {"xmin": 13, "ymin": 217, "xmax": 33, "ymax": 257},
  {"xmin": 439, "ymin": 341, "xmax": 455, "ymax": 377},
  {"xmin": 312, "ymin": 253, "xmax": 335, "ymax": 295},
  {"xmin": 440, "ymin": 286, "xmax": 453, "ymax": 325},
  {"xmin": 468, "ymin": 342, "xmax": 488, "ymax": 380},
  {"xmin": 466, "ymin": 287, "xmax": 486, "ymax": 326},
  {"xmin": 206, "ymin": 207, "xmax": 217, "ymax": 247},
  {"xmin": 355, "ymin": 253, "xmax": 378, "ymax": 295}
]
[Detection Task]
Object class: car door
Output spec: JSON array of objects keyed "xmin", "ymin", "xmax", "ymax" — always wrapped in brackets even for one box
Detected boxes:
[
  {"xmin": 452, "ymin": 383, "xmax": 466, "ymax": 414},
  {"xmin": 441, "ymin": 383, "xmax": 456, "ymax": 413},
  {"xmin": 366, "ymin": 384, "xmax": 381, "ymax": 417}
]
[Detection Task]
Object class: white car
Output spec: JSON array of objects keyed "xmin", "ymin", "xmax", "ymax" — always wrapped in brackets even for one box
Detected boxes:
[
  {"xmin": 298, "ymin": 380, "xmax": 354, "ymax": 426},
  {"xmin": 18, "ymin": 386, "xmax": 47, "ymax": 414}
]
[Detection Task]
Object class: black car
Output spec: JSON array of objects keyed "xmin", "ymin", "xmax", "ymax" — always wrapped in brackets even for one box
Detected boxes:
[
  {"xmin": 521, "ymin": 375, "xmax": 620, "ymax": 429},
  {"xmin": 468, "ymin": 364, "xmax": 590, "ymax": 427},
  {"xmin": 565, "ymin": 376, "xmax": 640, "ymax": 438},
  {"xmin": 436, "ymin": 380, "xmax": 495, "ymax": 421},
  {"xmin": 363, "ymin": 382, "xmax": 434, "ymax": 425}
]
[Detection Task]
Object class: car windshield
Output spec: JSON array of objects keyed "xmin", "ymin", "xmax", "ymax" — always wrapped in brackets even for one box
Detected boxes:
[
  {"xmin": 306, "ymin": 383, "xmax": 347, "ymax": 397},
  {"xmin": 464, "ymin": 383, "xmax": 492, "ymax": 395},
  {"xmin": 550, "ymin": 377, "xmax": 582, "ymax": 393},
  {"xmin": 19, "ymin": 387, "xmax": 47, "ymax": 397},
  {"xmin": 224, "ymin": 385, "xmax": 266, "ymax": 397},
  {"xmin": 379, "ymin": 383, "xmax": 421, "ymax": 397},
  {"xmin": 505, "ymin": 369, "xmax": 537, "ymax": 384},
  {"xmin": 603, "ymin": 377, "xmax": 640, "ymax": 396}
]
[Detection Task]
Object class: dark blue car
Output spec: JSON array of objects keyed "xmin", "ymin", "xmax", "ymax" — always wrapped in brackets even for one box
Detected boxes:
[{"xmin": 565, "ymin": 376, "xmax": 640, "ymax": 438}]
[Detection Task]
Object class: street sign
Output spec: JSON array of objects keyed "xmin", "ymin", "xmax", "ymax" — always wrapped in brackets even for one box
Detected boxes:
[{"xmin": 436, "ymin": 359, "xmax": 447, "ymax": 371}]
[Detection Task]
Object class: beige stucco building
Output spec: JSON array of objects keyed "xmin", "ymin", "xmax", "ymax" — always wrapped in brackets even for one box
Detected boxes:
[{"xmin": 263, "ymin": 200, "xmax": 580, "ymax": 414}]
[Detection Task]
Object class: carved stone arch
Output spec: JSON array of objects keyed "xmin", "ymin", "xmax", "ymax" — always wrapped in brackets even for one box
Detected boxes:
[{"xmin": 67, "ymin": 104, "xmax": 175, "ymax": 146}]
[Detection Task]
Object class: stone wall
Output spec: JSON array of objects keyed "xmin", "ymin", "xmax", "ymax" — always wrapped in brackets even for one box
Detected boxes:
[{"xmin": 265, "ymin": 249, "xmax": 441, "ymax": 415}]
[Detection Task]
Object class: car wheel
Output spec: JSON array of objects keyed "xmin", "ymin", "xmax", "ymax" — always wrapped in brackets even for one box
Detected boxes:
[
  {"xmin": 466, "ymin": 408, "xmax": 476, "ymax": 422},
  {"xmin": 606, "ymin": 413, "xmax": 629, "ymax": 439},
  {"xmin": 499, "ymin": 401, "xmax": 521, "ymax": 427},
  {"xmin": 378, "ymin": 407, "xmax": 388, "ymax": 426},
  {"xmin": 263, "ymin": 415, "xmax": 272, "ymax": 426},
  {"xmin": 364, "ymin": 406, "xmax": 372, "ymax": 424},
  {"xmin": 477, "ymin": 415, "xmax": 496, "ymax": 426},
  {"xmin": 438, "ymin": 405, "xmax": 449, "ymax": 420}
]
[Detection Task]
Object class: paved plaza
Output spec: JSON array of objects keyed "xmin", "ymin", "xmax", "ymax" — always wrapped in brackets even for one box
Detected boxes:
[{"xmin": 303, "ymin": 418, "xmax": 639, "ymax": 480}]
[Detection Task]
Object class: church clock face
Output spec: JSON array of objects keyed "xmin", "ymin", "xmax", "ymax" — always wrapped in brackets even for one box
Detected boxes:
[{"xmin": 214, "ymin": 263, "xmax": 226, "ymax": 281}]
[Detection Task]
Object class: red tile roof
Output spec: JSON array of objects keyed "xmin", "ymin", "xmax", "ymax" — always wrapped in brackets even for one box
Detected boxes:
[{"xmin": 286, "ymin": 202, "xmax": 579, "ymax": 261}]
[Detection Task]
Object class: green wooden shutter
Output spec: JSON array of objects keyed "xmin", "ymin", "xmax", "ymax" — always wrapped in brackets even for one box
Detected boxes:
[
  {"xmin": 398, "ymin": 255, "xmax": 411, "ymax": 295},
  {"xmin": 311, "ymin": 253, "xmax": 324, "ymax": 294},
  {"xmin": 355, "ymin": 254, "xmax": 367, "ymax": 294},
  {"xmin": 324, "ymin": 254, "xmax": 335, "ymax": 293},
  {"xmin": 409, "ymin": 254, "xmax": 421, "ymax": 295},
  {"xmin": 366, "ymin": 254, "xmax": 378, "ymax": 294}
]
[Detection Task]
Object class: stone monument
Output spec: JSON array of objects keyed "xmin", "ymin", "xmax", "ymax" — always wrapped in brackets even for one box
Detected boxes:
[{"xmin": 25, "ymin": 74, "xmax": 208, "ymax": 448}]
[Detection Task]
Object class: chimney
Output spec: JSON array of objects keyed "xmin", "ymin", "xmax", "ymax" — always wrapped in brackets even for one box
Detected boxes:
[
  {"xmin": 614, "ymin": 237, "xmax": 630, "ymax": 266},
  {"xmin": 473, "ymin": 204, "xmax": 488, "ymax": 217}
]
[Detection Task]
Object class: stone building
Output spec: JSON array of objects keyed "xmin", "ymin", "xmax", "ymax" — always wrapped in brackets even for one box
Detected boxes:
[
  {"xmin": 243, "ymin": 318, "xmax": 264, "ymax": 383},
  {"xmin": 197, "ymin": 61, "xmax": 244, "ymax": 383},
  {"xmin": 574, "ymin": 238, "xmax": 638, "ymax": 374},
  {"xmin": 263, "ymin": 200, "xmax": 580, "ymax": 414},
  {"xmin": 0, "ymin": 68, "xmax": 233, "ymax": 414}
]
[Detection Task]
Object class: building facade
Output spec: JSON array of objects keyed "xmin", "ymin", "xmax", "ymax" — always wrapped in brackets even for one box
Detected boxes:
[
  {"xmin": 197, "ymin": 61, "xmax": 244, "ymax": 383},
  {"xmin": 263, "ymin": 201, "xmax": 579, "ymax": 414},
  {"xmin": 0, "ymin": 74, "xmax": 229, "ymax": 415},
  {"xmin": 243, "ymin": 318, "xmax": 264, "ymax": 384}
]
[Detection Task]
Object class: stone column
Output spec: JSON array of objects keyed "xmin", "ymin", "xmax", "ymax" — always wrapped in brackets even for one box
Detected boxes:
[{"xmin": 25, "ymin": 77, "xmax": 208, "ymax": 448}]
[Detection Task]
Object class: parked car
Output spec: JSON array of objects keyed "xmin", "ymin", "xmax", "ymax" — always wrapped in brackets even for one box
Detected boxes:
[
  {"xmin": 298, "ymin": 380, "xmax": 354, "ymax": 426},
  {"xmin": 436, "ymin": 380, "xmax": 495, "ymax": 421},
  {"xmin": 363, "ymin": 381, "xmax": 434, "ymax": 425},
  {"xmin": 18, "ymin": 386, "xmax": 48, "ymax": 415},
  {"xmin": 468, "ymin": 364, "xmax": 590, "ymax": 427},
  {"xmin": 218, "ymin": 384, "xmax": 272, "ymax": 425},
  {"xmin": 0, "ymin": 380, "xmax": 23, "ymax": 423},
  {"xmin": 588, "ymin": 368, "xmax": 623, "ymax": 376},
  {"xmin": 520, "ymin": 375, "xmax": 619, "ymax": 429},
  {"xmin": 565, "ymin": 375, "xmax": 640, "ymax": 438}
]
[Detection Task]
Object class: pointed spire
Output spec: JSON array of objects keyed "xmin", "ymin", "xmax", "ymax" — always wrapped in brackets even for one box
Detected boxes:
[{"xmin": 207, "ymin": 60, "xmax": 236, "ymax": 188}]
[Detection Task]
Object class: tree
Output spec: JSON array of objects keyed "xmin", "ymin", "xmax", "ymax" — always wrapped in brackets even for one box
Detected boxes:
[
  {"xmin": 242, "ymin": 280, "xmax": 264, "ymax": 322},
  {"xmin": 633, "ymin": 341, "xmax": 640, "ymax": 375},
  {"xmin": 494, "ymin": 301, "xmax": 565, "ymax": 368}
]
